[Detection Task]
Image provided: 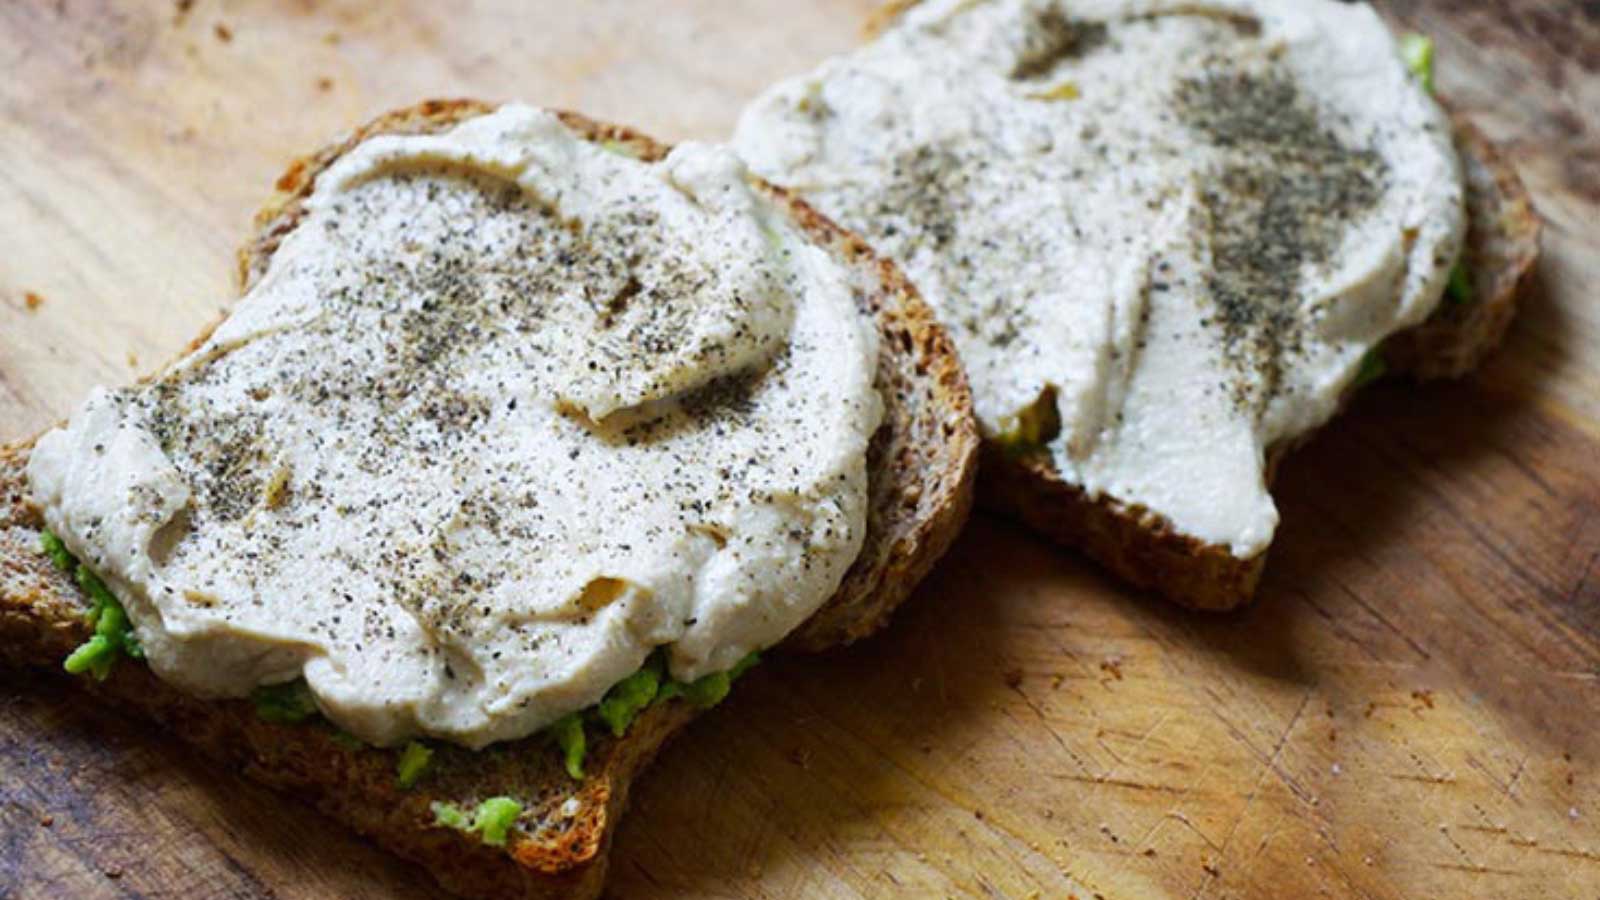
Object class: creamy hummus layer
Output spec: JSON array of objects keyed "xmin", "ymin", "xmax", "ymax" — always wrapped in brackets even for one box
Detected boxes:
[
  {"xmin": 28, "ymin": 106, "xmax": 883, "ymax": 749},
  {"xmin": 735, "ymin": 0, "xmax": 1465, "ymax": 556}
]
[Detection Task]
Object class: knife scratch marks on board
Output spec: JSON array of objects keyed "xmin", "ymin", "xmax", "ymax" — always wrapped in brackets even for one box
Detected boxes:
[
  {"xmin": 1503, "ymin": 755, "xmax": 1530, "ymax": 798},
  {"xmin": 1205, "ymin": 696, "xmax": 1316, "ymax": 810},
  {"xmin": 1050, "ymin": 772, "xmax": 1190, "ymax": 795},
  {"xmin": 1532, "ymin": 844, "xmax": 1600, "ymax": 862},
  {"xmin": 1216, "ymin": 690, "xmax": 1315, "ymax": 859},
  {"xmin": 1563, "ymin": 544, "xmax": 1600, "ymax": 607},
  {"xmin": 1335, "ymin": 577, "xmax": 1435, "ymax": 661},
  {"xmin": 1007, "ymin": 683, "xmax": 1095, "ymax": 779},
  {"xmin": 1095, "ymin": 708, "xmax": 1179, "ymax": 790}
]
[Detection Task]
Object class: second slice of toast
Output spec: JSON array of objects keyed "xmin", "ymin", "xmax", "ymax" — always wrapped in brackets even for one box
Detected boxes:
[
  {"xmin": 740, "ymin": 0, "xmax": 1542, "ymax": 612},
  {"xmin": 979, "ymin": 113, "xmax": 1539, "ymax": 611}
]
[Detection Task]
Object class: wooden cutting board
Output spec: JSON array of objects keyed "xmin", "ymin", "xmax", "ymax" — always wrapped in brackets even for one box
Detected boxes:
[{"xmin": 2, "ymin": 1, "xmax": 1596, "ymax": 897}]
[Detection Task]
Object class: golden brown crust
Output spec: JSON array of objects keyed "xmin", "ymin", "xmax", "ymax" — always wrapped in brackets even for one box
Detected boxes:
[
  {"xmin": 981, "ymin": 111, "xmax": 1540, "ymax": 612},
  {"xmin": 763, "ymin": 182, "xmax": 979, "ymax": 649},
  {"xmin": 1, "ymin": 100, "xmax": 976, "ymax": 900},
  {"xmin": 1384, "ymin": 113, "xmax": 1541, "ymax": 379},
  {"xmin": 979, "ymin": 445, "xmax": 1266, "ymax": 612}
]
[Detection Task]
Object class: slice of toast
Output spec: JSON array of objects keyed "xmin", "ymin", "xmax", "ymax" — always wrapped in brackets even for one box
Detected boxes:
[
  {"xmin": 0, "ymin": 100, "xmax": 978, "ymax": 899},
  {"xmin": 980, "ymin": 112, "xmax": 1540, "ymax": 611},
  {"xmin": 851, "ymin": 0, "xmax": 1540, "ymax": 614}
]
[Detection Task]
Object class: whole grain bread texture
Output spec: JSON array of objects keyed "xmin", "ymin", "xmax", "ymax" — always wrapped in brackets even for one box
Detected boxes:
[
  {"xmin": 981, "ymin": 112, "xmax": 1540, "ymax": 611},
  {"xmin": 0, "ymin": 100, "xmax": 978, "ymax": 900}
]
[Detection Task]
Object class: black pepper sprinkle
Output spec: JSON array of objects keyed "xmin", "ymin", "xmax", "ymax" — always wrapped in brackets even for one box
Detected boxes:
[
  {"xmin": 1175, "ymin": 64, "xmax": 1388, "ymax": 409},
  {"xmin": 92, "ymin": 146, "xmax": 864, "ymax": 676},
  {"xmin": 1008, "ymin": 8, "xmax": 1107, "ymax": 80}
]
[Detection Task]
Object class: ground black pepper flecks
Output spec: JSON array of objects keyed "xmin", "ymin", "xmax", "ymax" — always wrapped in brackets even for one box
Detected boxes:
[
  {"xmin": 98, "ymin": 144, "xmax": 873, "ymax": 691},
  {"xmin": 1175, "ymin": 65, "xmax": 1388, "ymax": 410},
  {"xmin": 1008, "ymin": 7, "xmax": 1108, "ymax": 80}
]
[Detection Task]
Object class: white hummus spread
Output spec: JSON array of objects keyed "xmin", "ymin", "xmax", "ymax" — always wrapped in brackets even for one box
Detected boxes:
[
  {"xmin": 734, "ymin": 0, "xmax": 1465, "ymax": 557},
  {"xmin": 27, "ymin": 105, "xmax": 884, "ymax": 749}
]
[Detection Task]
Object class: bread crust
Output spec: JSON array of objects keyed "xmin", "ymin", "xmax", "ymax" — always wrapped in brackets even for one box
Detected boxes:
[
  {"xmin": 0, "ymin": 100, "xmax": 977, "ymax": 900},
  {"xmin": 981, "ymin": 112, "xmax": 1540, "ymax": 611}
]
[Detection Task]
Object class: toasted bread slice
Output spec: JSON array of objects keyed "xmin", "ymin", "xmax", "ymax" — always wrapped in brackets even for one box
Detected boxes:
[
  {"xmin": 775, "ymin": 0, "xmax": 1541, "ymax": 611},
  {"xmin": 0, "ymin": 100, "xmax": 978, "ymax": 899},
  {"xmin": 980, "ymin": 112, "xmax": 1539, "ymax": 611}
]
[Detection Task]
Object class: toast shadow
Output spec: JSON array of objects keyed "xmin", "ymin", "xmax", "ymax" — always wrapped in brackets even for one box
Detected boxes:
[{"xmin": 608, "ymin": 515, "xmax": 1060, "ymax": 897}]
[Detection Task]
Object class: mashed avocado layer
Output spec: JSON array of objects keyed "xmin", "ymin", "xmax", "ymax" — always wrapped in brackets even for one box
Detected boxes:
[
  {"xmin": 47, "ymin": 518, "xmax": 761, "ymax": 791},
  {"xmin": 45, "ymin": 530, "xmax": 142, "ymax": 681}
]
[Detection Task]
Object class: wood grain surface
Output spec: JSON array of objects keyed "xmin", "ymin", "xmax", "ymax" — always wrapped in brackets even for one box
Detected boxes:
[{"xmin": 2, "ymin": 1, "xmax": 1597, "ymax": 898}]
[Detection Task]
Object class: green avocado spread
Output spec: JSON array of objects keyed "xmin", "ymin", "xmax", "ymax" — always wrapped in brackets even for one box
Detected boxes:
[
  {"xmin": 44, "ymin": 530, "xmax": 142, "ymax": 681},
  {"xmin": 420, "ymin": 647, "xmax": 756, "ymax": 848},
  {"xmin": 45, "ymin": 521, "xmax": 759, "ymax": 844}
]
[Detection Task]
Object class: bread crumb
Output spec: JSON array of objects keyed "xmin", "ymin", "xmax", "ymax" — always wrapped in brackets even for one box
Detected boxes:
[
  {"xmin": 174, "ymin": 0, "xmax": 193, "ymax": 14},
  {"xmin": 23, "ymin": 291, "xmax": 44, "ymax": 310},
  {"xmin": 323, "ymin": 31, "xmax": 341, "ymax": 45},
  {"xmin": 126, "ymin": 351, "xmax": 139, "ymax": 368},
  {"xmin": 214, "ymin": 22, "xmax": 232, "ymax": 42},
  {"xmin": 276, "ymin": 159, "xmax": 308, "ymax": 192},
  {"xmin": 262, "ymin": 463, "xmax": 292, "ymax": 508},
  {"xmin": 1099, "ymin": 657, "xmax": 1123, "ymax": 681},
  {"xmin": 39, "ymin": 815, "xmax": 53, "ymax": 827},
  {"xmin": 316, "ymin": 76, "xmax": 334, "ymax": 92}
]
